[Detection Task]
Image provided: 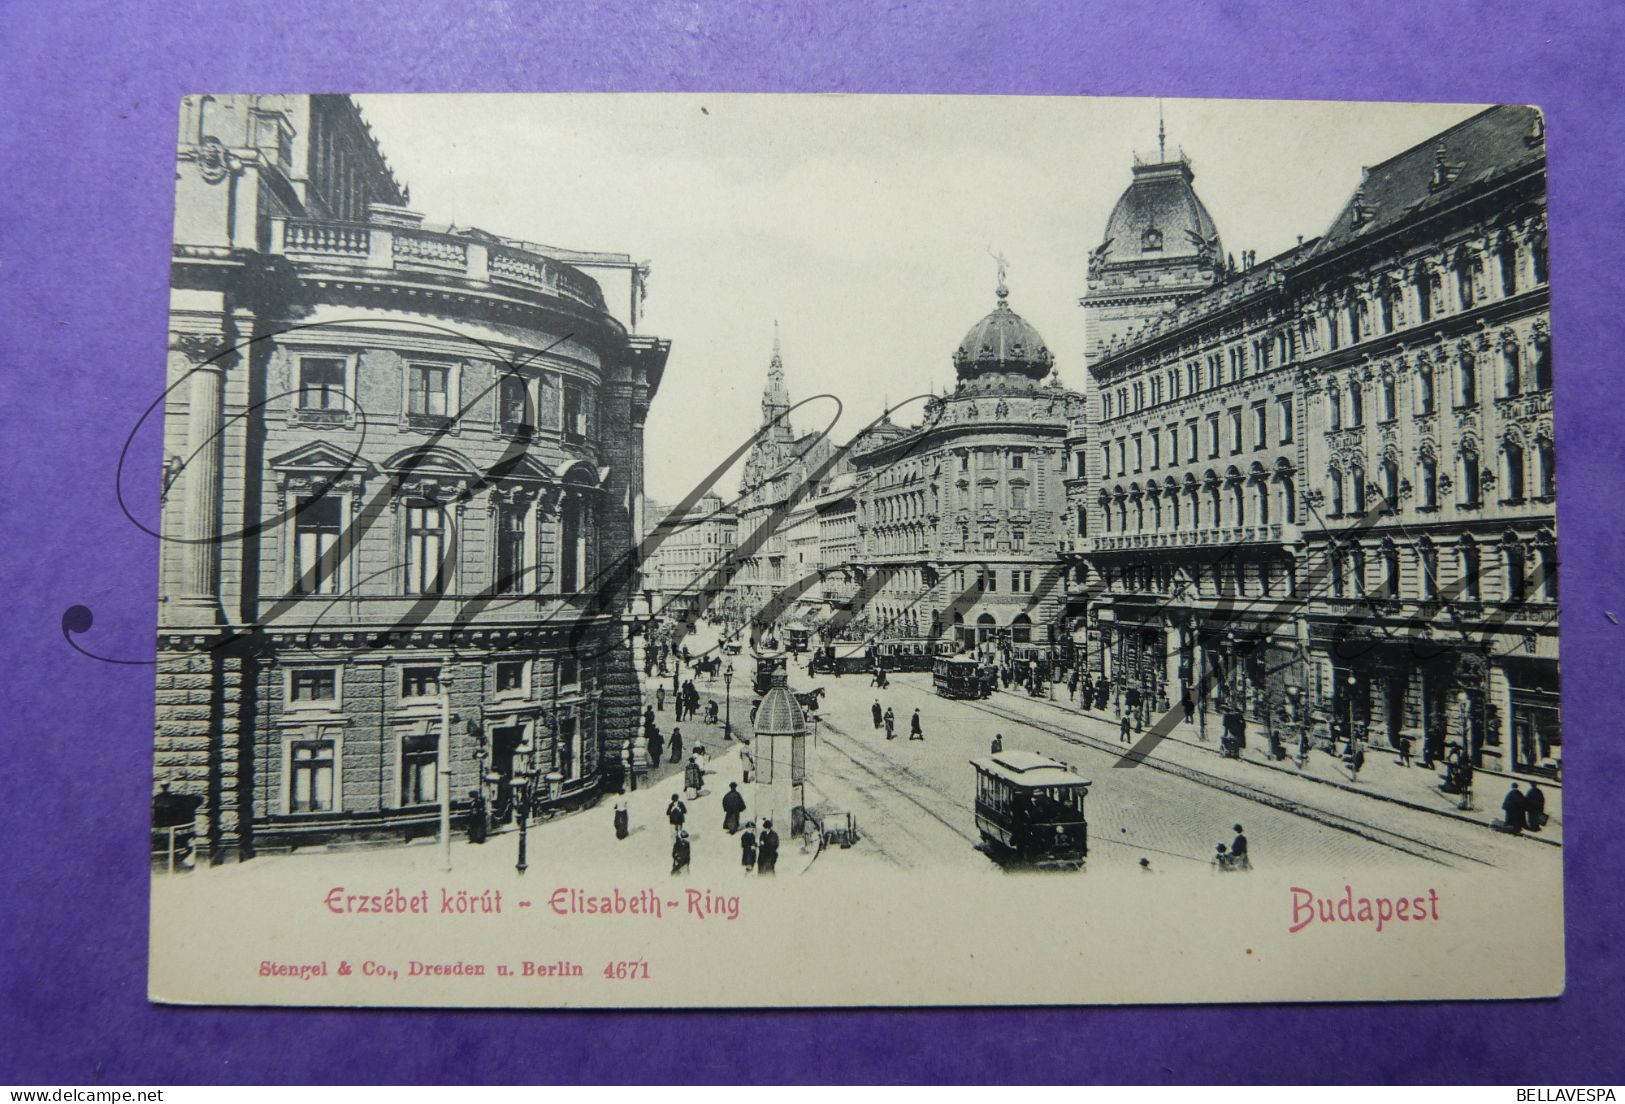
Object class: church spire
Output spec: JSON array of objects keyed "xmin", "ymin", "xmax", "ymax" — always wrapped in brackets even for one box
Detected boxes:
[
  {"xmin": 1158, "ymin": 100, "xmax": 1166, "ymax": 162},
  {"xmin": 759, "ymin": 322, "xmax": 793, "ymax": 441}
]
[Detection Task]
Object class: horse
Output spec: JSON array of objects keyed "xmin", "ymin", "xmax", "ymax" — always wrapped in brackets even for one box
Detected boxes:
[
  {"xmin": 794, "ymin": 687, "xmax": 826, "ymax": 715},
  {"xmin": 691, "ymin": 655, "xmax": 722, "ymax": 679}
]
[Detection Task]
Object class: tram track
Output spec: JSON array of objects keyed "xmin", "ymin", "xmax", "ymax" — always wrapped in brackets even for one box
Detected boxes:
[{"xmin": 959, "ymin": 693, "xmax": 1494, "ymax": 870}]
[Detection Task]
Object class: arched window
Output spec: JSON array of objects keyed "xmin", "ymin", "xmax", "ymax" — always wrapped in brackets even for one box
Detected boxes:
[
  {"xmin": 1327, "ymin": 388, "xmax": 1342, "ymax": 430},
  {"xmin": 1455, "ymin": 350, "xmax": 1477, "ymax": 408},
  {"xmin": 1012, "ymin": 613, "xmax": 1032, "ymax": 644},
  {"xmin": 1504, "ymin": 538, "xmax": 1527, "ymax": 603},
  {"xmin": 1349, "ymin": 544, "xmax": 1367, "ymax": 594},
  {"xmin": 1532, "ymin": 233, "xmax": 1549, "ymax": 285},
  {"xmin": 1503, "ymin": 438, "xmax": 1526, "ymax": 501},
  {"xmin": 1132, "ymin": 493, "xmax": 1144, "ymax": 532},
  {"xmin": 1349, "ymin": 299, "xmax": 1365, "ymax": 344},
  {"xmin": 1379, "ymin": 279, "xmax": 1399, "ymax": 332},
  {"xmin": 1278, "ymin": 471, "xmax": 1297, "ymax": 524},
  {"xmin": 1381, "ymin": 374, "xmax": 1397, "ymax": 422},
  {"xmin": 1533, "ymin": 332, "xmax": 1552, "ymax": 390},
  {"xmin": 1414, "ymin": 261, "xmax": 1436, "ymax": 323},
  {"xmin": 1148, "ymin": 490, "xmax": 1162, "ymax": 530},
  {"xmin": 1330, "ymin": 548, "xmax": 1346, "ymax": 597},
  {"xmin": 1351, "ymin": 466, "xmax": 1367, "ymax": 515},
  {"xmin": 1419, "ymin": 450, "xmax": 1439, "ymax": 509},
  {"xmin": 1102, "ymin": 393, "xmax": 1113, "ymax": 420},
  {"xmin": 1228, "ymin": 479, "xmax": 1245, "ymax": 527},
  {"xmin": 1502, "ymin": 339, "xmax": 1522, "ymax": 398},
  {"xmin": 1166, "ymin": 483, "xmax": 1181, "ymax": 529},
  {"xmin": 1536, "ymin": 534, "xmax": 1558, "ymax": 601},
  {"xmin": 1460, "ymin": 537, "xmax": 1481, "ymax": 599},
  {"xmin": 1459, "ymin": 446, "xmax": 1482, "ymax": 508},
  {"xmin": 1187, "ymin": 482, "xmax": 1201, "ymax": 528},
  {"xmin": 1455, "ymin": 249, "xmax": 1481, "ymax": 310},
  {"xmin": 1382, "ymin": 540, "xmax": 1401, "ymax": 598},
  {"xmin": 1419, "ymin": 538, "xmax": 1440, "ymax": 599},
  {"xmin": 1206, "ymin": 480, "xmax": 1222, "ymax": 527},
  {"xmin": 1536, "ymin": 437, "xmax": 1555, "ymax": 499},
  {"xmin": 1328, "ymin": 467, "xmax": 1345, "ymax": 516},
  {"xmin": 1416, "ymin": 360, "xmax": 1436, "ymax": 415},
  {"xmin": 1347, "ymin": 381, "xmax": 1364, "ymax": 427},
  {"xmin": 977, "ymin": 613, "xmax": 997, "ymax": 644},
  {"xmin": 1380, "ymin": 457, "xmax": 1400, "ymax": 509},
  {"xmin": 1497, "ymin": 235, "xmax": 1520, "ymax": 296},
  {"xmin": 1253, "ymin": 478, "xmax": 1270, "ymax": 525}
]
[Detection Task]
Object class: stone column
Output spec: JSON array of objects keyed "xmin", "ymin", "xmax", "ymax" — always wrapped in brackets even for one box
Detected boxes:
[{"xmin": 165, "ymin": 332, "xmax": 231, "ymax": 625}]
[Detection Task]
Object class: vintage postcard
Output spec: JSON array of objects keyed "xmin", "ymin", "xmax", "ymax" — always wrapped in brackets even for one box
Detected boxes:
[{"xmin": 148, "ymin": 93, "xmax": 1561, "ymax": 1007}]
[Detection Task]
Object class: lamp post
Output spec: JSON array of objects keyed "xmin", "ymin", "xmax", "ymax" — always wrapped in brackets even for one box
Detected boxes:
[
  {"xmin": 438, "ymin": 672, "xmax": 454, "ymax": 872},
  {"xmin": 723, "ymin": 662, "xmax": 734, "ymax": 741},
  {"xmin": 513, "ymin": 762, "xmax": 533, "ymax": 876}
]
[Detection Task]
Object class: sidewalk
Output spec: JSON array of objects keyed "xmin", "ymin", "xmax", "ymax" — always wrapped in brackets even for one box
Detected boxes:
[{"xmin": 992, "ymin": 683, "xmax": 1562, "ymax": 847}]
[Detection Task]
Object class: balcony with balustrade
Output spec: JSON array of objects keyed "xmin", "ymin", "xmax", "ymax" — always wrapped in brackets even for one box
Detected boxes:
[
  {"xmin": 1090, "ymin": 522, "xmax": 1302, "ymax": 554},
  {"xmin": 267, "ymin": 216, "xmax": 609, "ymax": 316}
]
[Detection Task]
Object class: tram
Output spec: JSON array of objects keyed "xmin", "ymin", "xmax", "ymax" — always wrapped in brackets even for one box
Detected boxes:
[
  {"xmin": 970, "ymin": 750, "xmax": 1090, "ymax": 868},
  {"xmin": 933, "ymin": 655, "xmax": 994, "ymax": 700},
  {"xmin": 785, "ymin": 622, "xmax": 811, "ymax": 655},
  {"xmin": 753, "ymin": 652, "xmax": 789, "ymax": 695}
]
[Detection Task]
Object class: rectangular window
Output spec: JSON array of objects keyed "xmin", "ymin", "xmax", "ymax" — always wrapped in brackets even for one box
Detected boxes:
[
  {"xmin": 1206, "ymin": 414, "xmax": 1220, "ymax": 459},
  {"xmin": 298, "ymin": 356, "xmax": 346, "ymax": 411},
  {"xmin": 1278, "ymin": 395, "xmax": 1294, "ymax": 444},
  {"xmin": 1186, "ymin": 420, "xmax": 1199, "ymax": 463},
  {"xmin": 1252, "ymin": 403, "xmax": 1267, "ymax": 450},
  {"xmin": 405, "ymin": 500, "xmax": 448, "ymax": 595},
  {"xmin": 563, "ymin": 384, "xmax": 588, "ymax": 438},
  {"xmin": 1011, "ymin": 485, "xmax": 1028, "ymax": 511},
  {"xmin": 985, "ymin": 569, "xmax": 997, "ymax": 593},
  {"xmin": 401, "ymin": 666, "xmax": 441, "ymax": 700},
  {"xmin": 495, "ymin": 660, "xmax": 527, "ymax": 695},
  {"xmin": 407, "ymin": 363, "xmax": 449, "ymax": 418},
  {"xmin": 1011, "ymin": 453, "xmax": 1024, "ymax": 470},
  {"xmin": 1149, "ymin": 433, "xmax": 1161, "ymax": 470},
  {"xmin": 1228, "ymin": 408, "xmax": 1243, "ymax": 454},
  {"xmin": 495, "ymin": 503, "xmax": 526, "ymax": 594},
  {"xmin": 399, "ymin": 734, "xmax": 438, "ymax": 805},
  {"xmin": 289, "ymin": 667, "xmax": 337, "ymax": 704},
  {"xmin": 1132, "ymin": 434, "xmax": 1143, "ymax": 472},
  {"xmin": 1115, "ymin": 439, "xmax": 1126, "ymax": 476},
  {"xmin": 1010, "ymin": 570, "xmax": 1021, "ymax": 592},
  {"xmin": 1012, "ymin": 529, "xmax": 1025, "ymax": 551},
  {"xmin": 558, "ymin": 654, "xmax": 580, "ymax": 690},
  {"xmin": 499, "ymin": 375, "xmax": 531, "ymax": 431},
  {"xmin": 294, "ymin": 495, "xmax": 343, "ymax": 595},
  {"xmin": 981, "ymin": 531, "xmax": 995, "ymax": 553},
  {"xmin": 289, "ymin": 741, "xmax": 335, "ymax": 813}
]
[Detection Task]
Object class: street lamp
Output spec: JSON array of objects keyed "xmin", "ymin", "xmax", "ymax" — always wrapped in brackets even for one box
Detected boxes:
[
  {"xmin": 438, "ymin": 672, "xmax": 454, "ymax": 872},
  {"xmin": 723, "ymin": 662, "xmax": 734, "ymax": 741},
  {"xmin": 512, "ymin": 763, "xmax": 533, "ymax": 876}
]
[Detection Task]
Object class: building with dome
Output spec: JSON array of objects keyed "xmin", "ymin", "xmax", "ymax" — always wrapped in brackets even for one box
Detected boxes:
[
  {"xmin": 848, "ymin": 271, "xmax": 1085, "ymax": 652},
  {"xmin": 156, "ymin": 94, "xmax": 670, "ymax": 860},
  {"xmin": 1068, "ymin": 106, "xmax": 1557, "ymax": 780}
]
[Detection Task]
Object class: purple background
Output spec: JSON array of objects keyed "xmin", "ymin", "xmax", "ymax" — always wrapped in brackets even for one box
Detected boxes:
[{"xmin": 2, "ymin": 0, "xmax": 1623, "ymax": 1085}]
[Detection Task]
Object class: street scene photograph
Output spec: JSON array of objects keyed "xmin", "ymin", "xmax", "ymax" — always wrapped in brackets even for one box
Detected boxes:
[{"xmin": 146, "ymin": 92, "xmax": 1562, "ymax": 1007}]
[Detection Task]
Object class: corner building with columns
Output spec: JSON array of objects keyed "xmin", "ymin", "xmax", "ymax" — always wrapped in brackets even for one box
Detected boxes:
[
  {"xmin": 1072, "ymin": 106, "xmax": 1556, "ymax": 777},
  {"xmin": 157, "ymin": 94, "xmax": 670, "ymax": 860}
]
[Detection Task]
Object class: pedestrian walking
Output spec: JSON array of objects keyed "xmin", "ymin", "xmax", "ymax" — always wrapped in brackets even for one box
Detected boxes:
[
  {"xmin": 883, "ymin": 707, "xmax": 896, "ymax": 740},
  {"xmin": 757, "ymin": 819, "xmax": 780, "ymax": 875},
  {"xmin": 872, "ymin": 700, "xmax": 883, "ymax": 730},
  {"xmin": 909, "ymin": 708, "xmax": 924, "ymax": 741},
  {"xmin": 1230, "ymin": 824, "xmax": 1251, "ymax": 871},
  {"xmin": 665, "ymin": 793, "xmax": 687, "ymax": 840},
  {"xmin": 1349, "ymin": 741, "xmax": 1366, "ymax": 782},
  {"xmin": 644, "ymin": 705, "xmax": 656, "ymax": 734},
  {"xmin": 1182, "ymin": 693, "xmax": 1194, "ymax": 725},
  {"xmin": 668, "ymin": 727, "xmax": 683, "ymax": 765},
  {"xmin": 1212, "ymin": 843, "xmax": 1232, "ymax": 873},
  {"xmin": 613, "ymin": 799, "xmax": 629, "ymax": 841},
  {"xmin": 656, "ymin": 685, "xmax": 666, "ymax": 712},
  {"xmin": 1524, "ymin": 782, "xmax": 1547, "ymax": 832},
  {"xmin": 671, "ymin": 830, "xmax": 691, "ymax": 875},
  {"xmin": 1502, "ymin": 783, "xmax": 1526, "ymax": 834},
  {"xmin": 1296, "ymin": 730, "xmax": 1310, "ymax": 769},
  {"xmin": 740, "ymin": 822, "xmax": 758, "ymax": 873},
  {"xmin": 990, "ymin": 734, "xmax": 1003, "ymax": 754},
  {"xmin": 740, "ymin": 747, "xmax": 755, "ymax": 784},
  {"xmin": 466, "ymin": 790, "xmax": 488, "ymax": 844},
  {"xmin": 646, "ymin": 725, "xmax": 664, "ymax": 767},
  {"xmin": 1119, "ymin": 714, "xmax": 1131, "ymax": 744},
  {"xmin": 684, "ymin": 754, "xmax": 705, "ymax": 800},
  {"xmin": 1397, "ymin": 732, "xmax": 1413, "ymax": 768},
  {"xmin": 721, "ymin": 782, "xmax": 746, "ymax": 833}
]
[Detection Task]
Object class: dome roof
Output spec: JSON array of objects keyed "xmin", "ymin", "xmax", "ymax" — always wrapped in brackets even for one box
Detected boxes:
[
  {"xmin": 753, "ymin": 670, "xmax": 807, "ymax": 736},
  {"xmin": 952, "ymin": 282, "xmax": 1055, "ymax": 381},
  {"xmin": 1098, "ymin": 159, "xmax": 1222, "ymax": 267}
]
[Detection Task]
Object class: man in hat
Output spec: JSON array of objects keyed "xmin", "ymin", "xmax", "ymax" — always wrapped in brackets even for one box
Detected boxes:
[
  {"xmin": 909, "ymin": 708, "xmax": 924, "ymax": 741},
  {"xmin": 665, "ymin": 793, "xmax": 687, "ymax": 840},
  {"xmin": 668, "ymin": 726, "xmax": 683, "ymax": 765},
  {"xmin": 1502, "ymin": 782, "xmax": 1526, "ymax": 834},
  {"xmin": 990, "ymin": 734, "xmax": 1003, "ymax": 754},
  {"xmin": 871, "ymin": 699, "xmax": 883, "ymax": 730},
  {"xmin": 646, "ymin": 724, "xmax": 664, "ymax": 768},
  {"xmin": 740, "ymin": 821, "xmax": 757, "ymax": 873},
  {"xmin": 1524, "ymin": 781, "xmax": 1547, "ymax": 832},
  {"xmin": 671, "ymin": 830, "xmax": 691, "ymax": 875},
  {"xmin": 1230, "ymin": 824, "xmax": 1251, "ymax": 871}
]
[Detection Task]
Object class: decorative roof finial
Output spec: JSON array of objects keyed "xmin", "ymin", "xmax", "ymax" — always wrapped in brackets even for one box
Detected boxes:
[
  {"xmin": 1158, "ymin": 100, "xmax": 1166, "ymax": 162},
  {"xmin": 989, "ymin": 247, "xmax": 1010, "ymax": 303},
  {"xmin": 773, "ymin": 318, "xmax": 781, "ymax": 358}
]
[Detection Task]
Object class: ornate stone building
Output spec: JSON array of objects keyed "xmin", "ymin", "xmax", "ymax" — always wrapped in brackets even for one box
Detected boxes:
[
  {"xmin": 851, "ymin": 274, "xmax": 1084, "ymax": 650},
  {"xmin": 158, "ymin": 94, "xmax": 670, "ymax": 859},
  {"xmin": 1072, "ymin": 106, "xmax": 1556, "ymax": 776},
  {"xmin": 643, "ymin": 494, "xmax": 738, "ymax": 626}
]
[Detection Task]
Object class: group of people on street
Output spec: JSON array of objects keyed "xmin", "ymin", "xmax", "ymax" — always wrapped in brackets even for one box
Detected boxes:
[
  {"xmin": 674, "ymin": 679, "xmax": 702, "ymax": 722},
  {"xmin": 1501, "ymin": 781, "xmax": 1548, "ymax": 834},
  {"xmin": 869, "ymin": 699, "xmax": 923, "ymax": 740}
]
